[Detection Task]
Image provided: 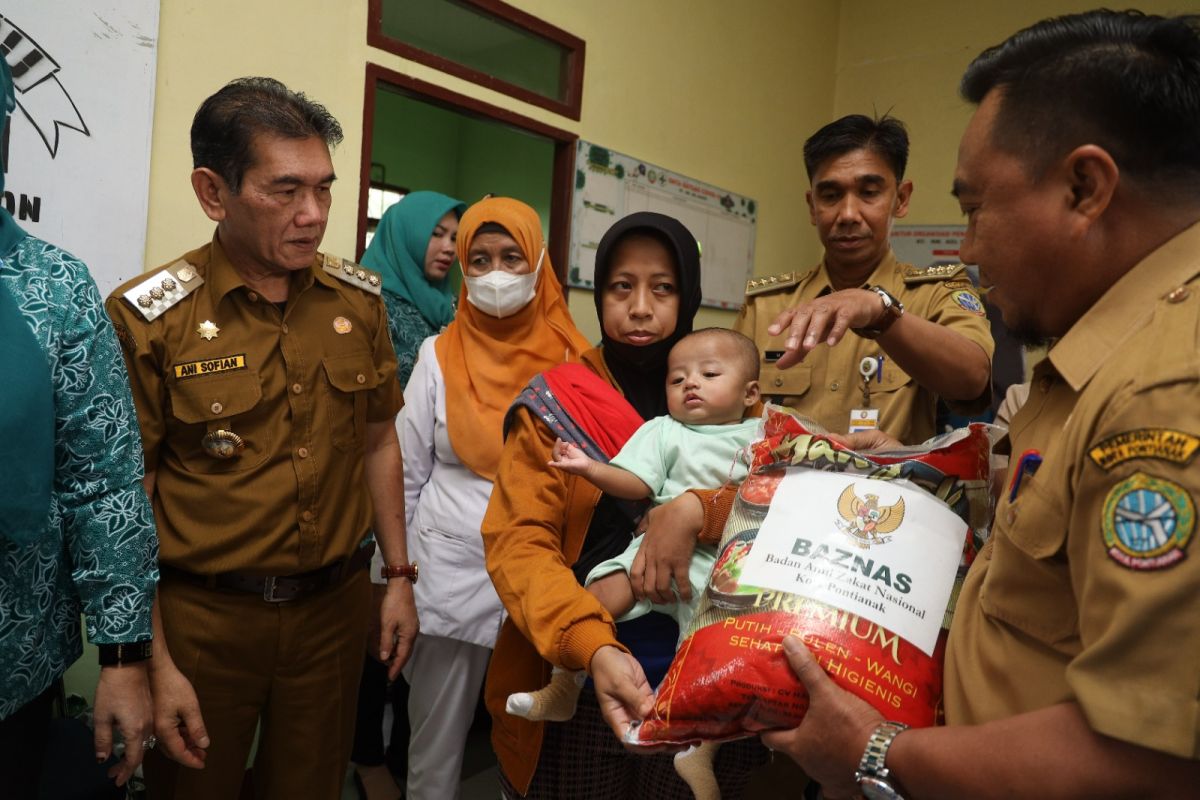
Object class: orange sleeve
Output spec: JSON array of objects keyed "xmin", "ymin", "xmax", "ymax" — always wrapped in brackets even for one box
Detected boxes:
[
  {"xmin": 482, "ymin": 407, "xmax": 629, "ymax": 672},
  {"xmin": 687, "ymin": 485, "xmax": 737, "ymax": 546}
]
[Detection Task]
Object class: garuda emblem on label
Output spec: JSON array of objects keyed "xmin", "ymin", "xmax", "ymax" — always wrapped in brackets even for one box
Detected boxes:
[{"xmin": 836, "ymin": 484, "xmax": 906, "ymax": 548}]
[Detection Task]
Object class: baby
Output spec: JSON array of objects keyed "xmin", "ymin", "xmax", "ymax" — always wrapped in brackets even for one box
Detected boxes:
[{"xmin": 507, "ymin": 326, "xmax": 761, "ymax": 717}]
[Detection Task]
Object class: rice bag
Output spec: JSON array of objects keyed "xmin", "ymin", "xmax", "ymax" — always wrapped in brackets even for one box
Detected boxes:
[{"xmin": 630, "ymin": 404, "xmax": 995, "ymax": 745}]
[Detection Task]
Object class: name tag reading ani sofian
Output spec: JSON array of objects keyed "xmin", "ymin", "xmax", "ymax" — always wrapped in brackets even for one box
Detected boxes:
[{"xmin": 739, "ymin": 470, "xmax": 965, "ymax": 655}]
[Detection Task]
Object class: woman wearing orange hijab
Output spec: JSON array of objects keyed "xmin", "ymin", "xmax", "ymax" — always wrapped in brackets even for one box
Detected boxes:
[{"xmin": 397, "ymin": 197, "xmax": 589, "ymax": 800}]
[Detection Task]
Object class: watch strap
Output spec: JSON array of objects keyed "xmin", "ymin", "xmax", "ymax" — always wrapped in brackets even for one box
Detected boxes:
[
  {"xmin": 98, "ymin": 640, "xmax": 153, "ymax": 666},
  {"xmin": 853, "ymin": 286, "xmax": 905, "ymax": 339},
  {"xmin": 380, "ymin": 561, "xmax": 419, "ymax": 583},
  {"xmin": 856, "ymin": 720, "xmax": 909, "ymax": 788}
]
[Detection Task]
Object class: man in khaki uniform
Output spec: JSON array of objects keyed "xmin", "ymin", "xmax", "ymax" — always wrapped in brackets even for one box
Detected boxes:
[
  {"xmin": 735, "ymin": 115, "xmax": 993, "ymax": 444},
  {"xmin": 763, "ymin": 10, "xmax": 1200, "ymax": 797},
  {"xmin": 106, "ymin": 78, "xmax": 418, "ymax": 799}
]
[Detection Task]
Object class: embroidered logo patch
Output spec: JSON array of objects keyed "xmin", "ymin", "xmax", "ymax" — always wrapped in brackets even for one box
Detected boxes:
[
  {"xmin": 173, "ymin": 354, "xmax": 247, "ymax": 379},
  {"xmin": 952, "ymin": 290, "xmax": 985, "ymax": 316},
  {"xmin": 1088, "ymin": 429, "xmax": 1200, "ymax": 470},
  {"xmin": 1102, "ymin": 472, "xmax": 1195, "ymax": 570}
]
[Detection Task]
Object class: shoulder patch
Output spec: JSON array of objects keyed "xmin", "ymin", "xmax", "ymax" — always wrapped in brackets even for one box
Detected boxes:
[
  {"xmin": 745, "ymin": 270, "xmax": 806, "ymax": 297},
  {"xmin": 121, "ymin": 260, "xmax": 204, "ymax": 322},
  {"xmin": 1089, "ymin": 429, "xmax": 1200, "ymax": 470},
  {"xmin": 951, "ymin": 289, "xmax": 986, "ymax": 316},
  {"xmin": 903, "ymin": 263, "xmax": 968, "ymax": 285},
  {"xmin": 323, "ymin": 254, "xmax": 382, "ymax": 296},
  {"xmin": 1102, "ymin": 472, "xmax": 1194, "ymax": 570}
]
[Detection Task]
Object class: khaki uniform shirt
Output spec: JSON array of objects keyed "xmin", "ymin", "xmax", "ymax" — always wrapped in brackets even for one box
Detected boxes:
[
  {"xmin": 945, "ymin": 221, "xmax": 1200, "ymax": 758},
  {"xmin": 734, "ymin": 251, "xmax": 994, "ymax": 444},
  {"xmin": 106, "ymin": 237, "xmax": 402, "ymax": 576}
]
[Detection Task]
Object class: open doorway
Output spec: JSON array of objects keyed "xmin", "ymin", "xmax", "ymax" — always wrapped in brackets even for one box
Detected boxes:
[{"xmin": 357, "ymin": 65, "xmax": 577, "ymax": 288}]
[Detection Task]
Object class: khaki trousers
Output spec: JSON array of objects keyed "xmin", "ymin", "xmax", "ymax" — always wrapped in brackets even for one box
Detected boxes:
[{"xmin": 144, "ymin": 570, "xmax": 370, "ymax": 800}]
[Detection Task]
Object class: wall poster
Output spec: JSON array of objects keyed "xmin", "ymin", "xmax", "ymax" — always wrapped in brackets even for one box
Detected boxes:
[
  {"xmin": 2, "ymin": 2, "xmax": 160, "ymax": 297},
  {"xmin": 570, "ymin": 140, "xmax": 757, "ymax": 310},
  {"xmin": 889, "ymin": 225, "xmax": 966, "ymax": 269}
]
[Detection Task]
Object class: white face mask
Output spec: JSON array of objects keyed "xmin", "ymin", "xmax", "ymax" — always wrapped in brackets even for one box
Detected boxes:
[{"xmin": 464, "ymin": 248, "xmax": 544, "ymax": 318}]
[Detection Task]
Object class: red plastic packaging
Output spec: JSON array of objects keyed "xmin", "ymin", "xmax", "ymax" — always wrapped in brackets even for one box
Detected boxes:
[{"xmin": 632, "ymin": 406, "xmax": 994, "ymax": 745}]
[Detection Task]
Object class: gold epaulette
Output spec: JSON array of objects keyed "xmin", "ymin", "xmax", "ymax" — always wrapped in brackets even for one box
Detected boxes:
[
  {"xmin": 121, "ymin": 260, "xmax": 204, "ymax": 322},
  {"xmin": 903, "ymin": 263, "xmax": 968, "ymax": 285},
  {"xmin": 745, "ymin": 270, "xmax": 806, "ymax": 297},
  {"xmin": 323, "ymin": 254, "xmax": 382, "ymax": 296}
]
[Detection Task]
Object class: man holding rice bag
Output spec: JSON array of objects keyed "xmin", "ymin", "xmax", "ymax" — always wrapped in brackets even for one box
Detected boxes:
[{"xmin": 760, "ymin": 10, "xmax": 1200, "ymax": 798}]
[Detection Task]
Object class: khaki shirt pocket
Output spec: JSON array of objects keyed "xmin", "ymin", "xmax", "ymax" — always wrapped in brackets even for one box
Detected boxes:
[
  {"xmin": 873, "ymin": 361, "xmax": 913, "ymax": 395},
  {"xmin": 324, "ymin": 351, "xmax": 379, "ymax": 451},
  {"xmin": 761, "ymin": 362, "xmax": 812, "ymax": 405},
  {"xmin": 978, "ymin": 478, "xmax": 1078, "ymax": 646},
  {"xmin": 166, "ymin": 370, "xmax": 269, "ymax": 473}
]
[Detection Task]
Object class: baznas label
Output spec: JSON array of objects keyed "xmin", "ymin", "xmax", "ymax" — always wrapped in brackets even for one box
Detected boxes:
[{"xmin": 739, "ymin": 470, "xmax": 965, "ymax": 655}]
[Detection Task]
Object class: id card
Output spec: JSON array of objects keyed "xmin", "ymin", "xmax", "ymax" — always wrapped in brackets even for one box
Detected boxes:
[{"xmin": 848, "ymin": 408, "xmax": 880, "ymax": 433}]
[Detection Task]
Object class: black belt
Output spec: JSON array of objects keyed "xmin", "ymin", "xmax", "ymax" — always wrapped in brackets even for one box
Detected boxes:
[{"xmin": 162, "ymin": 542, "xmax": 375, "ymax": 603}]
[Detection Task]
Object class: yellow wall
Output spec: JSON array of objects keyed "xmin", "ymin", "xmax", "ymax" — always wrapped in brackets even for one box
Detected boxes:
[
  {"xmin": 832, "ymin": 0, "xmax": 1197, "ymax": 225},
  {"xmin": 143, "ymin": 0, "xmax": 840, "ymax": 342}
]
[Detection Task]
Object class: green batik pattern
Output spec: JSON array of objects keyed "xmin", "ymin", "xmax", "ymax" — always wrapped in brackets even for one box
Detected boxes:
[
  {"xmin": 0, "ymin": 237, "xmax": 158, "ymax": 719},
  {"xmin": 382, "ymin": 289, "xmax": 440, "ymax": 389}
]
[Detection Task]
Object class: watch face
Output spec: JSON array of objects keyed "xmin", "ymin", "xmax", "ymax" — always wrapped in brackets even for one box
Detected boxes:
[{"xmin": 860, "ymin": 776, "xmax": 904, "ymax": 800}]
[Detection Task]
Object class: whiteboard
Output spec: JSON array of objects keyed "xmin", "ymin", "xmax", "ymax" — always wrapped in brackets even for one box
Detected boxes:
[
  {"xmin": 569, "ymin": 141, "xmax": 756, "ymax": 309},
  {"xmin": 2, "ymin": 2, "xmax": 159, "ymax": 298}
]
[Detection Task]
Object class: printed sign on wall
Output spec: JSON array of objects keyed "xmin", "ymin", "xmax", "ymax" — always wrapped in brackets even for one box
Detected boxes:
[
  {"xmin": 570, "ymin": 140, "xmax": 757, "ymax": 310},
  {"xmin": 2, "ymin": 2, "xmax": 159, "ymax": 296},
  {"xmin": 889, "ymin": 225, "xmax": 967, "ymax": 268}
]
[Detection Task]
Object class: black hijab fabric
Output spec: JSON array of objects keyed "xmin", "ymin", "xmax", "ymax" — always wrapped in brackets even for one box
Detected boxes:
[{"xmin": 592, "ymin": 212, "xmax": 703, "ymax": 420}]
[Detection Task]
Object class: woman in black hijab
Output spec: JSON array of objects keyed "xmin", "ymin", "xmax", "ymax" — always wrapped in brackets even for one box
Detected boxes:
[
  {"xmin": 591, "ymin": 212, "xmax": 703, "ymax": 420},
  {"xmin": 482, "ymin": 212, "xmax": 766, "ymax": 799}
]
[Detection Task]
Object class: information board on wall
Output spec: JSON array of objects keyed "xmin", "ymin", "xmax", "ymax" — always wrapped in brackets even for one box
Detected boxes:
[
  {"xmin": 569, "ymin": 140, "xmax": 756, "ymax": 309},
  {"xmin": 889, "ymin": 225, "xmax": 966, "ymax": 268},
  {"xmin": 2, "ymin": 2, "xmax": 160, "ymax": 297}
]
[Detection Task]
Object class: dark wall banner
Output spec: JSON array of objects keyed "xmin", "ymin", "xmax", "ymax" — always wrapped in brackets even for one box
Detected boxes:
[{"xmin": 1, "ymin": 2, "xmax": 159, "ymax": 295}]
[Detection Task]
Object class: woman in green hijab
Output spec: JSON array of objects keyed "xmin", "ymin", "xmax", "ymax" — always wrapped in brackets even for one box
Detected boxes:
[{"xmin": 362, "ymin": 191, "xmax": 467, "ymax": 388}]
